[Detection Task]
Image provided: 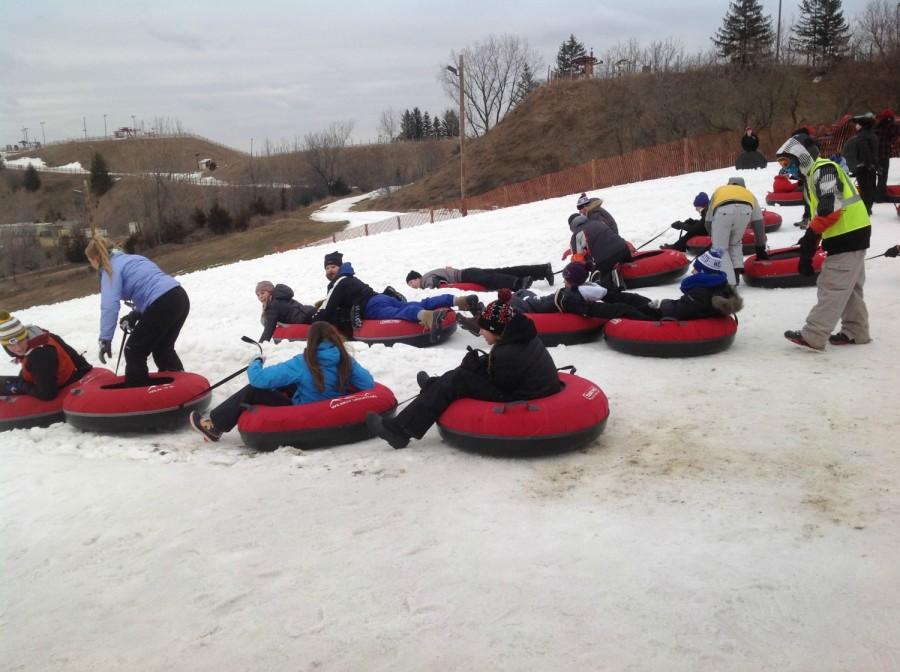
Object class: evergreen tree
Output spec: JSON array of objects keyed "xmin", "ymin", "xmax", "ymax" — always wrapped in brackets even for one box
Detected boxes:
[
  {"xmin": 422, "ymin": 111, "xmax": 432, "ymax": 138},
  {"xmin": 432, "ymin": 117, "xmax": 443, "ymax": 138},
  {"xmin": 412, "ymin": 107, "xmax": 424, "ymax": 139},
  {"xmin": 89, "ymin": 152, "xmax": 114, "ymax": 197},
  {"xmin": 23, "ymin": 165, "xmax": 41, "ymax": 191},
  {"xmin": 513, "ymin": 62, "xmax": 541, "ymax": 106},
  {"xmin": 791, "ymin": 0, "xmax": 850, "ymax": 67},
  {"xmin": 442, "ymin": 109, "xmax": 460, "ymax": 138},
  {"xmin": 713, "ymin": 0, "xmax": 775, "ymax": 66},
  {"xmin": 401, "ymin": 109, "xmax": 415, "ymax": 140},
  {"xmin": 207, "ymin": 201, "xmax": 232, "ymax": 235},
  {"xmin": 555, "ymin": 34, "xmax": 586, "ymax": 76}
]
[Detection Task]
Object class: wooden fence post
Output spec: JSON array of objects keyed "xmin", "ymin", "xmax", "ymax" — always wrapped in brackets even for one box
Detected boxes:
[
  {"xmin": 396, "ymin": 216, "xmax": 401, "ymax": 230},
  {"xmin": 683, "ymin": 137, "xmax": 689, "ymax": 174},
  {"xmin": 591, "ymin": 159, "xmax": 597, "ymax": 190},
  {"xmin": 364, "ymin": 223, "xmax": 369, "ymax": 236}
]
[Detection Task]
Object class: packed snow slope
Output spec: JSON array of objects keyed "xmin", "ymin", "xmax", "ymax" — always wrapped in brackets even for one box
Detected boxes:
[{"xmin": 3, "ymin": 162, "xmax": 900, "ymax": 671}]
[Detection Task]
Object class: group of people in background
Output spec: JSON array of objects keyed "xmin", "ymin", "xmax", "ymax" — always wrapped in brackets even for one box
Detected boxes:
[{"xmin": 2, "ymin": 114, "xmax": 898, "ymax": 446}]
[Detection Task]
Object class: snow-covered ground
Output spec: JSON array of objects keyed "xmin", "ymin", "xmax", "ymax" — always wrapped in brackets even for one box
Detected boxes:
[
  {"xmin": 3, "ymin": 162, "xmax": 900, "ymax": 671},
  {"xmin": 311, "ymin": 189, "xmax": 404, "ymax": 229}
]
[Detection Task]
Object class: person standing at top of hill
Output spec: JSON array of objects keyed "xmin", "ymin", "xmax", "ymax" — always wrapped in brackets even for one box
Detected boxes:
[
  {"xmin": 706, "ymin": 177, "xmax": 766, "ymax": 285},
  {"xmin": 311, "ymin": 251, "xmax": 481, "ymax": 342},
  {"xmin": 255, "ymin": 281, "xmax": 316, "ymax": 343},
  {"xmin": 874, "ymin": 109, "xmax": 897, "ymax": 203},
  {"xmin": 565, "ymin": 194, "xmax": 630, "ymax": 290},
  {"xmin": 85, "ymin": 236, "xmax": 190, "ymax": 387},
  {"xmin": 405, "ymin": 262, "xmax": 554, "ymax": 292},
  {"xmin": 849, "ymin": 113, "xmax": 879, "ymax": 214},
  {"xmin": 741, "ymin": 128, "xmax": 759, "ymax": 152},
  {"xmin": 1, "ymin": 311, "xmax": 93, "ymax": 400}
]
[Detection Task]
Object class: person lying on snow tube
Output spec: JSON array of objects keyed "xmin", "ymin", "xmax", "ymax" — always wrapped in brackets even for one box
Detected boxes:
[
  {"xmin": 366, "ymin": 290, "xmax": 561, "ymax": 449},
  {"xmin": 661, "ymin": 192, "xmax": 710, "ymax": 252},
  {"xmin": 0, "ymin": 311, "xmax": 93, "ymax": 400},
  {"xmin": 85, "ymin": 236, "xmax": 190, "ymax": 387},
  {"xmin": 311, "ymin": 251, "xmax": 480, "ymax": 342},
  {"xmin": 564, "ymin": 195, "xmax": 630, "ymax": 291},
  {"xmin": 189, "ymin": 321, "xmax": 374, "ymax": 442},
  {"xmin": 405, "ymin": 261, "xmax": 554, "ymax": 291},
  {"xmin": 639, "ymin": 249, "xmax": 743, "ymax": 321},
  {"xmin": 255, "ymin": 280, "xmax": 316, "ymax": 343},
  {"xmin": 455, "ymin": 262, "xmax": 655, "ymax": 335}
]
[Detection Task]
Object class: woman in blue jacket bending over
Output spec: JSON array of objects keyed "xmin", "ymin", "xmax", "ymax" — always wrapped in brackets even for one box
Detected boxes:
[
  {"xmin": 189, "ymin": 321, "xmax": 374, "ymax": 442},
  {"xmin": 85, "ymin": 237, "xmax": 190, "ymax": 386}
]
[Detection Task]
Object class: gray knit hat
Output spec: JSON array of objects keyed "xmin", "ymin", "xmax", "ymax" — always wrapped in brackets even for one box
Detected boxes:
[{"xmin": 255, "ymin": 280, "xmax": 275, "ymax": 294}]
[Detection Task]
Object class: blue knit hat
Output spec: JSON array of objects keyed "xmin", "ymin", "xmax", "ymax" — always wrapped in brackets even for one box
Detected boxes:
[
  {"xmin": 693, "ymin": 248, "xmax": 724, "ymax": 274},
  {"xmin": 693, "ymin": 192, "xmax": 710, "ymax": 208},
  {"xmin": 562, "ymin": 262, "xmax": 589, "ymax": 286}
]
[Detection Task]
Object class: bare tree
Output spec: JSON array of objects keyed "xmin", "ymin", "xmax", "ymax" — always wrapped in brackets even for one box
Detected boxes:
[
  {"xmin": 855, "ymin": 0, "xmax": 900, "ymax": 58},
  {"xmin": 303, "ymin": 121, "xmax": 355, "ymax": 193},
  {"xmin": 378, "ymin": 108, "xmax": 400, "ymax": 142},
  {"xmin": 440, "ymin": 34, "xmax": 543, "ymax": 137}
]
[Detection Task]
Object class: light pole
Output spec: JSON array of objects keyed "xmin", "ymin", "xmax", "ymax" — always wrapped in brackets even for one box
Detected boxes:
[
  {"xmin": 131, "ymin": 115, "xmax": 137, "ymax": 135},
  {"xmin": 21, "ymin": 127, "xmax": 28, "ymax": 145},
  {"xmin": 446, "ymin": 54, "xmax": 466, "ymax": 216},
  {"xmin": 775, "ymin": 0, "xmax": 783, "ymax": 62},
  {"xmin": 83, "ymin": 117, "xmax": 87, "ymax": 139},
  {"xmin": 40, "ymin": 121, "xmax": 45, "ymax": 144},
  {"xmin": 103, "ymin": 114, "xmax": 107, "ymax": 138}
]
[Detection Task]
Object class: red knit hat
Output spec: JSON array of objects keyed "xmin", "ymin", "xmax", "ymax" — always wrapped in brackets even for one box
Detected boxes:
[
  {"xmin": 878, "ymin": 109, "xmax": 895, "ymax": 121},
  {"xmin": 477, "ymin": 289, "xmax": 516, "ymax": 334}
]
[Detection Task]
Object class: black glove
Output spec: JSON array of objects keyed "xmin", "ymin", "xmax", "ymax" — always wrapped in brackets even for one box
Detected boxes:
[
  {"xmin": 460, "ymin": 346, "xmax": 487, "ymax": 373},
  {"xmin": 797, "ymin": 228, "xmax": 819, "ymax": 256},
  {"xmin": 885, "ymin": 245, "xmax": 900, "ymax": 258},
  {"xmin": 797, "ymin": 255, "xmax": 815, "ymax": 276},
  {"xmin": 754, "ymin": 246, "xmax": 769, "ymax": 261},
  {"xmin": 1, "ymin": 378, "xmax": 26, "ymax": 395},
  {"xmin": 670, "ymin": 220, "xmax": 684, "ymax": 230},
  {"xmin": 119, "ymin": 310, "xmax": 141, "ymax": 332},
  {"xmin": 98, "ymin": 339, "xmax": 112, "ymax": 364}
]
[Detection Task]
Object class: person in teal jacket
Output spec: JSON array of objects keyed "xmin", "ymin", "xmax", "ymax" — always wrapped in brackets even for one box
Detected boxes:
[{"xmin": 189, "ymin": 321, "xmax": 374, "ymax": 442}]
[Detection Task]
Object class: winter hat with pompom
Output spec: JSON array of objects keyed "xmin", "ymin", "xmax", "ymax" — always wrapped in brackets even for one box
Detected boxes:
[
  {"xmin": 0, "ymin": 311, "xmax": 28, "ymax": 346},
  {"xmin": 478, "ymin": 289, "xmax": 517, "ymax": 334},
  {"xmin": 576, "ymin": 193, "xmax": 591, "ymax": 209},
  {"xmin": 693, "ymin": 248, "xmax": 725, "ymax": 275}
]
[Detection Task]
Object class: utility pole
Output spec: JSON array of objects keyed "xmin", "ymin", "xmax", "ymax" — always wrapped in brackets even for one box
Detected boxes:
[
  {"xmin": 83, "ymin": 117, "xmax": 87, "ymax": 139},
  {"xmin": 131, "ymin": 114, "xmax": 136, "ymax": 136},
  {"xmin": 104, "ymin": 114, "xmax": 107, "ymax": 138},
  {"xmin": 21, "ymin": 127, "xmax": 28, "ymax": 144},
  {"xmin": 446, "ymin": 55, "xmax": 467, "ymax": 216},
  {"xmin": 775, "ymin": 0, "xmax": 782, "ymax": 62},
  {"xmin": 40, "ymin": 121, "xmax": 46, "ymax": 144}
]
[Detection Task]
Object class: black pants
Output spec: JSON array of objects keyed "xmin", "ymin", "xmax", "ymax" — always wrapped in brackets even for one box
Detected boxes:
[
  {"xmin": 461, "ymin": 265, "xmax": 547, "ymax": 290},
  {"xmin": 856, "ymin": 166, "xmax": 876, "ymax": 214},
  {"xmin": 585, "ymin": 291, "xmax": 658, "ymax": 320},
  {"xmin": 671, "ymin": 220, "xmax": 708, "ymax": 251},
  {"xmin": 394, "ymin": 368, "xmax": 506, "ymax": 439},
  {"xmin": 875, "ymin": 158, "xmax": 890, "ymax": 201},
  {"xmin": 124, "ymin": 285, "xmax": 190, "ymax": 386},
  {"xmin": 210, "ymin": 385, "xmax": 295, "ymax": 433}
]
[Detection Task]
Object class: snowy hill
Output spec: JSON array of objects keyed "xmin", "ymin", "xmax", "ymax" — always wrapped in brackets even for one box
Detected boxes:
[{"xmin": 4, "ymin": 162, "xmax": 900, "ymax": 671}]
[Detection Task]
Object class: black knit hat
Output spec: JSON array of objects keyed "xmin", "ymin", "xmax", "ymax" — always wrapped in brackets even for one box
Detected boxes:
[
  {"xmin": 324, "ymin": 251, "xmax": 343, "ymax": 268},
  {"xmin": 477, "ymin": 289, "xmax": 516, "ymax": 334},
  {"xmin": 406, "ymin": 271, "xmax": 422, "ymax": 283},
  {"xmin": 562, "ymin": 262, "xmax": 589, "ymax": 286}
]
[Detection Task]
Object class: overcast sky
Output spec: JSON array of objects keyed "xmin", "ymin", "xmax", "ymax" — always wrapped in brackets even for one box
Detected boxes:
[{"xmin": 1, "ymin": 0, "xmax": 874, "ymax": 152}]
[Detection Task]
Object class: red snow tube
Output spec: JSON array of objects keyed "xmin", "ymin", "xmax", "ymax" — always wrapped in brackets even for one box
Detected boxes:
[
  {"xmin": 772, "ymin": 174, "xmax": 799, "ymax": 193},
  {"xmin": 354, "ymin": 310, "xmax": 457, "ymax": 347},
  {"xmin": 744, "ymin": 245, "xmax": 826, "ymax": 288},
  {"xmin": 762, "ymin": 209, "xmax": 783, "ymax": 231},
  {"xmin": 684, "ymin": 210, "xmax": 783, "ymax": 255},
  {"xmin": 604, "ymin": 316, "xmax": 737, "ymax": 357},
  {"xmin": 0, "ymin": 368, "xmax": 115, "ymax": 432},
  {"xmin": 273, "ymin": 312, "xmax": 457, "ymax": 346},
  {"xmin": 63, "ymin": 371, "xmax": 212, "ymax": 433},
  {"xmin": 528, "ymin": 313, "xmax": 607, "ymax": 347},
  {"xmin": 619, "ymin": 249, "xmax": 689, "ymax": 288},
  {"xmin": 766, "ymin": 190, "xmax": 804, "ymax": 206},
  {"xmin": 237, "ymin": 382, "xmax": 397, "ymax": 451},
  {"xmin": 887, "ymin": 185, "xmax": 900, "ymax": 203},
  {"xmin": 437, "ymin": 372, "xmax": 609, "ymax": 455},
  {"xmin": 442, "ymin": 282, "xmax": 487, "ymax": 291},
  {"xmin": 272, "ymin": 323, "xmax": 311, "ymax": 341}
]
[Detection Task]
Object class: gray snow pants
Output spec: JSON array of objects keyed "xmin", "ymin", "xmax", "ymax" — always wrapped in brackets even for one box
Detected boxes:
[
  {"xmin": 800, "ymin": 249, "xmax": 870, "ymax": 349},
  {"xmin": 710, "ymin": 202, "xmax": 753, "ymax": 285}
]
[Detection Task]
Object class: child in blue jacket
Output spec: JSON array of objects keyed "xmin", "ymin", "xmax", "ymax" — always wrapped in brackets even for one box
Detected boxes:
[{"xmin": 189, "ymin": 321, "xmax": 374, "ymax": 442}]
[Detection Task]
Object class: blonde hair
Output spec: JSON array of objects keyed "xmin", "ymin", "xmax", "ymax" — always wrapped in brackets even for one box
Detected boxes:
[{"xmin": 84, "ymin": 236, "xmax": 115, "ymax": 279}]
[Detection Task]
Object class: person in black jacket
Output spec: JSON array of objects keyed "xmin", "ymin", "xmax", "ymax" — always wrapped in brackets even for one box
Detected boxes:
[
  {"xmin": 741, "ymin": 127, "xmax": 759, "ymax": 152},
  {"xmin": 850, "ymin": 113, "xmax": 879, "ymax": 214},
  {"xmin": 1, "ymin": 311, "xmax": 93, "ymax": 400},
  {"xmin": 643, "ymin": 249, "xmax": 743, "ymax": 321},
  {"xmin": 311, "ymin": 251, "xmax": 479, "ymax": 341},
  {"xmin": 565, "ymin": 194, "xmax": 630, "ymax": 290},
  {"xmin": 255, "ymin": 280, "xmax": 316, "ymax": 343},
  {"xmin": 366, "ymin": 289, "xmax": 562, "ymax": 449},
  {"xmin": 874, "ymin": 109, "xmax": 898, "ymax": 202},
  {"xmin": 662, "ymin": 192, "xmax": 710, "ymax": 251}
]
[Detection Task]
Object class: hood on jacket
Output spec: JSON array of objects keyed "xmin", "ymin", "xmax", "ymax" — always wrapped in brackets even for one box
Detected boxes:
[
  {"xmin": 568, "ymin": 214, "xmax": 588, "ymax": 232},
  {"xmin": 338, "ymin": 262, "xmax": 355, "ymax": 277},
  {"xmin": 583, "ymin": 199, "xmax": 605, "ymax": 216},
  {"xmin": 272, "ymin": 284, "xmax": 295, "ymax": 300},
  {"xmin": 777, "ymin": 136, "xmax": 816, "ymax": 176},
  {"xmin": 727, "ymin": 176, "xmax": 746, "ymax": 187},
  {"xmin": 495, "ymin": 312, "xmax": 538, "ymax": 345},
  {"xmin": 712, "ymin": 291, "xmax": 744, "ymax": 316}
]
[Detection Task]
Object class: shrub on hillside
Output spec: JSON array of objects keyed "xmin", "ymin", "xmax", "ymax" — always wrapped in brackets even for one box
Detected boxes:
[
  {"xmin": 23, "ymin": 165, "xmax": 41, "ymax": 192},
  {"xmin": 190, "ymin": 206, "xmax": 207, "ymax": 229},
  {"xmin": 250, "ymin": 196, "xmax": 272, "ymax": 216},
  {"xmin": 207, "ymin": 202, "xmax": 232, "ymax": 234},
  {"xmin": 160, "ymin": 218, "xmax": 186, "ymax": 244},
  {"xmin": 61, "ymin": 229, "xmax": 88, "ymax": 263}
]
